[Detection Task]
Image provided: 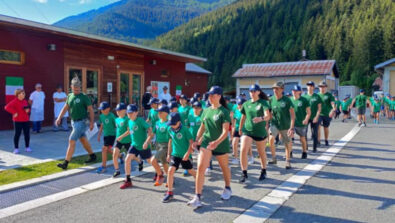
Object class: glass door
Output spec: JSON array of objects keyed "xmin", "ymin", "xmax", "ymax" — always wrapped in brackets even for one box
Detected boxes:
[
  {"xmin": 68, "ymin": 68, "xmax": 82, "ymax": 93},
  {"xmin": 120, "ymin": 72, "xmax": 130, "ymax": 104},
  {"xmin": 86, "ymin": 70, "xmax": 99, "ymax": 111},
  {"xmin": 132, "ymin": 74, "xmax": 142, "ymax": 108}
]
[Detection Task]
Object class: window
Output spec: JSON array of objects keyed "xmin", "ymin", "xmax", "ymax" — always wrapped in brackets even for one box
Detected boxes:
[{"xmin": 0, "ymin": 49, "xmax": 25, "ymax": 65}]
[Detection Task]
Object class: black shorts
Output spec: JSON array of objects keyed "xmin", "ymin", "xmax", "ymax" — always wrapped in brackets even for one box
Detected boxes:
[
  {"xmin": 103, "ymin": 136, "xmax": 116, "ymax": 147},
  {"xmin": 244, "ymin": 134, "xmax": 267, "ymax": 142},
  {"xmin": 128, "ymin": 146, "xmax": 152, "ymax": 160},
  {"xmin": 170, "ymin": 156, "xmax": 193, "ymax": 170},
  {"xmin": 212, "ymin": 150, "xmax": 228, "ymax": 156},
  {"xmin": 115, "ymin": 141, "xmax": 131, "ymax": 151},
  {"xmin": 342, "ymin": 110, "xmax": 349, "ymax": 115},
  {"xmin": 233, "ymin": 131, "xmax": 241, "ymax": 138},
  {"xmin": 319, "ymin": 116, "xmax": 332, "ymax": 128}
]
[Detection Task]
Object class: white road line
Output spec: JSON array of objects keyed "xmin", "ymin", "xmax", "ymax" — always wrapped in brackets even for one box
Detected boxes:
[
  {"xmin": 233, "ymin": 124, "xmax": 361, "ymax": 223},
  {"xmin": 0, "ymin": 166, "xmax": 155, "ymax": 219}
]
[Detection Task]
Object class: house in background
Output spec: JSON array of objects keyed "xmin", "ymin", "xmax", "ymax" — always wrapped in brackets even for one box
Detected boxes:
[
  {"xmin": 232, "ymin": 60, "xmax": 339, "ymax": 97},
  {"xmin": 374, "ymin": 58, "xmax": 395, "ymax": 96}
]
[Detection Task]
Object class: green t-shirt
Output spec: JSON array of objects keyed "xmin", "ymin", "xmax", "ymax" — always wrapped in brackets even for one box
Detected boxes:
[
  {"xmin": 148, "ymin": 108, "xmax": 159, "ymax": 129},
  {"xmin": 319, "ymin": 92, "xmax": 335, "ymax": 117},
  {"xmin": 154, "ymin": 120, "xmax": 170, "ymax": 143},
  {"xmin": 341, "ymin": 99, "xmax": 352, "ymax": 111},
  {"xmin": 168, "ymin": 125, "xmax": 193, "ymax": 158},
  {"xmin": 270, "ymin": 96, "xmax": 293, "ymax": 130},
  {"xmin": 233, "ymin": 107, "xmax": 243, "ymax": 131},
  {"xmin": 201, "ymin": 106, "xmax": 231, "ymax": 153},
  {"xmin": 383, "ymin": 97, "xmax": 390, "ymax": 106},
  {"xmin": 291, "ymin": 96, "xmax": 310, "ymax": 127},
  {"xmin": 178, "ymin": 105, "xmax": 191, "ymax": 126},
  {"xmin": 227, "ymin": 103, "xmax": 235, "ymax": 113},
  {"xmin": 355, "ymin": 95, "xmax": 367, "ymax": 108},
  {"xmin": 128, "ymin": 117, "xmax": 151, "ymax": 151},
  {"xmin": 187, "ymin": 112, "xmax": 202, "ymax": 141},
  {"xmin": 303, "ymin": 93, "xmax": 323, "ymax": 121},
  {"xmin": 99, "ymin": 112, "xmax": 116, "ymax": 136},
  {"xmin": 115, "ymin": 116, "xmax": 131, "ymax": 144},
  {"xmin": 372, "ymin": 100, "xmax": 381, "ymax": 113},
  {"xmin": 66, "ymin": 93, "xmax": 92, "ymax": 121},
  {"xmin": 240, "ymin": 99, "xmax": 270, "ymax": 137},
  {"xmin": 391, "ymin": 100, "xmax": 395, "ymax": 110},
  {"xmin": 335, "ymin": 100, "xmax": 341, "ymax": 109},
  {"xmin": 201, "ymin": 100, "xmax": 207, "ymax": 109}
]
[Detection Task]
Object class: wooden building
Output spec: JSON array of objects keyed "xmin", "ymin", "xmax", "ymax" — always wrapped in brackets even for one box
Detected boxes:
[
  {"xmin": 375, "ymin": 58, "xmax": 395, "ymax": 96},
  {"xmin": 0, "ymin": 15, "xmax": 209, "ymax": 130}
]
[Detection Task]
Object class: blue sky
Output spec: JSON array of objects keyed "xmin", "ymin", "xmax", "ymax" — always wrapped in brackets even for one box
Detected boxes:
[{"xmin": 0, "ymin": 0, "xmax": 120, "ymax": 24}]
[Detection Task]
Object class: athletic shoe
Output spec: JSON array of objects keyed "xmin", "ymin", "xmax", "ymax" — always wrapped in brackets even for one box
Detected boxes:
[
  {"xmin": 285, "ymin": 161, "xmax": 292, "ymax": 169},
  {"xmin": 363, "ymin": 122, "xmax": 367, "ymax": 127},
  {"xmin": 221, "ymin": 188, "xmax": 232, "ymax": 200},
  {"xmin": 248, "ymin": 156, "xmax": 254, "ymax": 165},
  {"xmin": 313, "ymin": 147, "xmax": 317, "ymax": 153},
  {"xmin": 239, "ymin": 175, "xmax": 249, "ymax": 183},
  {"xmin": 154, "ymin": 175, "xmax": 165, "ymax": 186},
  {"xmin": 187, "ymin": 195, "xmax": 202, "ymax": 209},
  {"xmin": 231, "ymin": 158, "xmax": 239, "ymax": 165},
  {"xmin": 183, "ymin": 169, "xmax": 189, "ymax": 176},
  {"xmin": 268, "ymin": 159, "xmax": 277, "ymax": 165},
  {"xmin": 25, "ymin": 147, "xmax": 32, "ymax": 152},
  {"xmin": 301, "ymin": 152, "xmax": 307, "ymax": 159},
  {"xmin": 113, "ymin": 170, "xmax": 121, "ymax": 178},
  {"xmin": 204, "ymin": 168, "xmax": 211, "ymax": 176},
  {"xmin": 13, "ymin": 148, "xmax": 19, "ymax": 154},
  {"xmin": 96, "ymin": 166, "xmax": 107, "ymax": 174},
  {"xmin": 358, "ymin": 122, "xmax": 362, "ymax": 127},
  {"xmin": 341, "ymin": 119, "xmax": 345, "ymax": 123},
  {"xmin": 85, "ymin": 154, "xmax": 97, "ymax": 163},
  {"xmin": 120, "ymin": 180, "xmax": 133, "ymax": 189},
  {"xmin": 138, "ymin": 161, "xmax": 144, "ymax": 171},
  {"xmin": 259, "ymin": 170, "xmax": 267, "ymax": 181},
  {"xmin": 119, "ymin": 152, "xmax": 125, "ymax": 165},
  {"xmin": 57, "ymin": 162, "xmax": 68, "ymax": 170},
  {"xmin": 162, "ymin": 193, "xmax": 174, "ymax": 203},
  {"xmin": 325, "ymin": 140, "xmax": 329, "ymax": 147}
]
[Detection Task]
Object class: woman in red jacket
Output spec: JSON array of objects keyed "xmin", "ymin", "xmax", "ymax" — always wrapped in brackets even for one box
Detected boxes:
[{"xmin": 4, "ymin": 89, "xmax": 31, "ymax": 154}]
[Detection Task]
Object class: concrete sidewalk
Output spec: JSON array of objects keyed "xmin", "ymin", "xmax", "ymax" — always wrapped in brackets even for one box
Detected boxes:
[{"xmin": 0, "ymin": 127, "xmax": 102, "ymax": 171}]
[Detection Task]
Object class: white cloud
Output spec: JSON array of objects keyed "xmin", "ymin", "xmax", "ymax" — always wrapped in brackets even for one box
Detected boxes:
[{"xmin": 34, "ymin": 0, "xmax": 48, "ymax": 3}]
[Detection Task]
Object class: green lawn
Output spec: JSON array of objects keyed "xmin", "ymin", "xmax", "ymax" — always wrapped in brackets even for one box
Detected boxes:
[{"xmin": 0, "ymin": 152, "xmax": 109, "ymax": 186}]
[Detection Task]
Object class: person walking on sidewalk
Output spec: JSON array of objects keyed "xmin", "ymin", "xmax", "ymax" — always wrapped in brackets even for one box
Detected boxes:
[
  {"xmin": 303, "ymin": 81, "xmax": 322, "ymax": 152},
  {"xmin": 53, "ymin": 85, "xmax": 68, "ymax": 131},
  {"xmin": 29, "ymin": 83, "xmax": 45, "ymax": 133},
  {"xmin": 317, "ymin": 81, "xmax": 336, "ymax": 147},
  {"xmin": 5, "ymin": 89, "xmax": 32, "ymax": 154},
  {"xmin": 56, "ymin": 77, "xmax": 97, "ymax": 170},
  {"xmin": 351, "ymin": 89, "xmax": 369, "ymax": 127}
]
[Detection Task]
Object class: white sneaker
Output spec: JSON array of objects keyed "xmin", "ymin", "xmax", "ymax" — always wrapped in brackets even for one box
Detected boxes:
[
  {"xmin": 248, "ymin": 156, "xmax": 254, "ymax": 165},
  {"xmin": 221, "ymin": 188, "xmax": 232, "ymax": 200},
  {"xmin": 205, "ymin": 168, "xmax": 211, "ymax": 176},
  {"xmin": 231, "ymin": 158, "xmax": 239, "ymax": 165},
  {"xmin": 187, "ymin": 195, "xmax": 202, "ymax": 209}
]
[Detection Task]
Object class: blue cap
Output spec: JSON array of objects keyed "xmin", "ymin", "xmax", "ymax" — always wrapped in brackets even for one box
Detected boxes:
[
  {"xmin": 386, "ymin": 93, "xmax": 391, "ymax": 97},
  {"xmin": 190, "ymin": 97, "xmax": 197, "ymax": 104},
  {"xmin": 156, "ymin": 105, "xmax": 170, "ymax": 113},
  {"xmin": 192, "ymin": 101, "xmax": 202, "ymax": 108},
  {"xmin": 240, "ymin": 92, "xmax": 246, "ymax": 97},
  {"xmin": 267, "ymin": 93, "xmax": 272, "ymax": 97},
  {"xmin": 360, "ymin": 89, "xmax": 365, "ymax": 93},
  {"xmin": 202, "ymin": 93, "xmax": 209, "ymax": 101},
  {"xmin": 193, "ymin": 92, "xmax": 201, "ymax": 99},
  {"xmin": 180, "ymin": 94, "xmax": 188, "ymax": 100},
  {"xmin": 160, "ymin": 99, "xmax": 168, "ymax": 105},
  {"xmin": 167, "ymin": 112, "xmax": 181, "ymax": 126},
  {"xmin": 306, "ymin": 81, "xmax": 315, "ymax": 86},
  {"xmin": 98, "ymin": 101, "xmax": 110, "ymax": 110},
  {"xmin": 286, "ymin": 92, "xmax": 292, "ymax": 97},
  {"xmin": 208, "ymin": 86, "xmax": 223, "ymax": 95},
  {"xmin": 236, "ymin": 98, "xmax": 246, "ymax": 105},
  {"xmin": 115, "ymin": 103, "xmax": 127, "ymax": 111},
  {"xmin": 126, "ymin": 104, "xmax": 138, "ymax": 113},
  {"xmin": 170, "ymin": 96, "xmax": 177, "ymax": 102},
  {"xmin": 148, "ymin": 97, "xmax": 160, "ymax": 105},
  {"xmin": 169, "ymin": 102, "xmax": 178, "ymax": 110},
  {"xmin": 249, "ymin": 84, "xmax": 261, "ymax": 92},
  {"xmin": 292, "ymin": 85, "xmax": 302, "ymax": 91}
]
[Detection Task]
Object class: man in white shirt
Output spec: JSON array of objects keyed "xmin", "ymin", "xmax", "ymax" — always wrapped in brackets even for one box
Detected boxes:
[
  {"xmin": 29, "ymin": 83, "xmax": 45, "ymax": 133},
  {"xmin": 53, "ymin": 85, "xmax": 69, "ymax": 131},
  {"xmin": 159, "ymin": 85, "xmax": 171, "ymax": 103}
]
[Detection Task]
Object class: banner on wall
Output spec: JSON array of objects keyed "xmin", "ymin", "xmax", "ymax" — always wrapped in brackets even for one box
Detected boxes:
[
  {"xmin": 151, "ymin": 81, "xmax": 170, "ymax": 98},
  {"xmin": 5, "ymin": 77, "xmax": 24, "ymax": 104}
]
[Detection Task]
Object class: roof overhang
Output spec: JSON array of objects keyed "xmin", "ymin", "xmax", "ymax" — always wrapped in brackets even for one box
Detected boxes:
[{"xmin": 374, "ymin": 58, "xmax": 395, "ymax": 74}]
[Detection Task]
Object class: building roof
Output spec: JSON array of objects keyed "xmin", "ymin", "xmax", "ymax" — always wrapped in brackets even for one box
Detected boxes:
[
  {"xmin": 0, "ymin": 15, "xmax": 206, "ymax": 63},
  {"xmin": 232, "ymin": 60, "xmax": 338, "ymax": 78},
  {"xmin": 186, "ymin": 63, "xmax": 212, "ymax": 75},
  {"xmin": 374, "ymin": 58, "xmax": 395, "ymax": 74}
]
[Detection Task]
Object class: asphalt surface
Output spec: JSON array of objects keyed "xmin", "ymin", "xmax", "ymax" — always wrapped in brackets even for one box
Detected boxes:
[{"xmin": 0, "ymin": 120, "xmax": 360, "ymax": 223}]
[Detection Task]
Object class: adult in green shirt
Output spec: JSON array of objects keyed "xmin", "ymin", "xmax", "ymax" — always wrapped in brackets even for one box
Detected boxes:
[
  {"xmin": 341, "ymin": 95, "xmax": 352, "ymax": 122},
  {"xmin": 188, "ymin": 86, "xmax": 232, "ymax": 209},
  {"xmin": 56, "ymin": 77, "xmax": 96, "ymax": 170},
  {"xmin": 291, "ymin": 85, "xmax": 311, "ymax": 159},
  {"xmin": 303, "ymin": 81, "xmax": 322, "ymax": 152},
  {"xmin": 118, "ymin": 104, "xmax": 154, "ymax": 189},
  {"xmin": 112, "ymin": 103, "xmax": 131, "ymax": 178},
  {"xmin": 238, "ymin": 84, "xmax": 271, "ymax": 183},
  {"xmin": 317, "ymin": 81, "xmax": 336, "ymax": 147},
  {"xmin": 147, "ymin": 97, "xmax": 160, "ymax": 129},
  {"xmin": 96, "ymin": 101, "xmax": 117, "ymax": 173},
  {"xmin": 269, "ymin": 82, "xmax": 295, "ymax": 169},
  {"xmin": 351, "ymin": 89, "xmax": 369, "ymax": 127}
]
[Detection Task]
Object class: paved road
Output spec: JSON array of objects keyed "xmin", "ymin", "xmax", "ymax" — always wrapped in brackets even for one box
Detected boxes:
[{"xmin": 0, "ymin": 120, "xmax": 363, "ymax": 223}]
